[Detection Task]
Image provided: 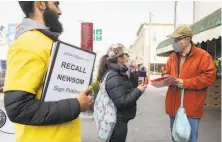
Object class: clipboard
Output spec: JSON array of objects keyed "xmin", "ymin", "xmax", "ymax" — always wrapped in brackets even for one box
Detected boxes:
[{"xmin": 41, "ymin": 41, "xmax": 96, "ymax": 101}]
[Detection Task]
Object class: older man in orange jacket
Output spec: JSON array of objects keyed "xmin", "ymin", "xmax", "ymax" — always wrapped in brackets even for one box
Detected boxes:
[{"xmin": 164, "ymin": 25, "xmax": 216, "ymax": 142}]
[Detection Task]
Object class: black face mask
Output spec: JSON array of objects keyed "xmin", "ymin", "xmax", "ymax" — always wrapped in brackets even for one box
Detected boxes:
[{"xmin": 43, "ymin": 8, "xmax": 63, "ymax": 33}]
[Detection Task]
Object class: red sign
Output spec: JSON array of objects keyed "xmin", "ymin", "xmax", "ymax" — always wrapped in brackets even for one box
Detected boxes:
[{"xmin": 81, "ymin": 23, "xmax": 93, "ymax": 51}]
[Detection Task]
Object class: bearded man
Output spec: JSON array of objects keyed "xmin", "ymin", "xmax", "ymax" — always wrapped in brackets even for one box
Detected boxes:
[{"xmin": 4, "ymin": 2, "xmax": 92, "ymax": 142}]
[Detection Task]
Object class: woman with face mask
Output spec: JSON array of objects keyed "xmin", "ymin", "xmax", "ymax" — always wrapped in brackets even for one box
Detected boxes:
[{"xmin": 96, "ymin": 43, "xmax": 147, "ymax": 142}]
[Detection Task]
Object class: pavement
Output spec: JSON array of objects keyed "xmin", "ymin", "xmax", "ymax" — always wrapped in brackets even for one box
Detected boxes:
[
  {"xmin": 81, "ymin": 84, "xmax": 221, "ymax": 142},
  {"xmin": 0, "ymin": 76, "xmax": 221, "ymax": 142}
]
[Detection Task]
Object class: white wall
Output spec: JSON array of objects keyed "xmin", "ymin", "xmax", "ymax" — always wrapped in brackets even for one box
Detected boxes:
[
  {"xmin": 130, "ymin": 26, "xmax": 144, "ymax": 65},
  {"xmin": 150, "ymin": 25, "xmax": 173, "ymax": 63},
  {"xmin": 143, "ymin": 26, "xmax": 150, "ymax": 71},
  {"xmin": 194, "ymin": 1, "xmax": 222, "ymax": 23},
  {"xmin": 130, "ymin": 24, "xmax": 173, "ymax": 71}
]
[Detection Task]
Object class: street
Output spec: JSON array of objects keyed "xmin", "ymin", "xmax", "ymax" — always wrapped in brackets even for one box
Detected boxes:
[
  {"xmin": 0, "ymin": 78, "xmax": 221, "ymax": 142},
  {"xmin": 81, "ymin": 83, "xmax": 221, "ymax": 142},
  {"xmin": 0, "ymin": 1, "xmax": 221, "ymax": 142}
]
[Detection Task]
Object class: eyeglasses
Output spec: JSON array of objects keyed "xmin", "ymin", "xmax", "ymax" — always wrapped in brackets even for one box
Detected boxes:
[{"xmin": 173, "ymin": 36, "xmax": 188, "ymax": 42}]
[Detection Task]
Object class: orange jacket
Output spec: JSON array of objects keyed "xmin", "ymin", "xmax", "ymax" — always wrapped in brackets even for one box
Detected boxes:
[{"xmin": 165, "ymin": 45, "xmax": 216, "ymax": 118}]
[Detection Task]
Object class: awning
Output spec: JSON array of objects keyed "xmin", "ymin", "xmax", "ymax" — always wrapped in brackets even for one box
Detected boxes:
[
  {"xmin": 156, "ymin": 44, "xmax": 173, "ymax": 57},
  {"xmin": 156, "ymin": 38, "xmax": 173, "ymax": 56},
  {"xmin": 191, "ymin": 8, "xmax": 221, "ymax": 43},
  {"xmin": 157, "ymin": 8, "xmax": 221, "ymax": 56},
  {"xmin": 192, "ymin": 25, "xmax": 221, "ymax": 43}
]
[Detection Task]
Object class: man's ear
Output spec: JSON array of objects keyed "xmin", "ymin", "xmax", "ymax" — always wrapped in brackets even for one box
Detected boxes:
[{"xmin": 36, "ymin": 1, "xmax": 47, "ymax": 11}]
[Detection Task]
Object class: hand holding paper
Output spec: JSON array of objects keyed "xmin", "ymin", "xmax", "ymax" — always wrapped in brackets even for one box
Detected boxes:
[
  {"xmin": 137, "ymin": 84, "xmax": 147, "ymax": 93},
  {"xmin": 150, "ymin": 75, "xmax": 177, "ymax": 88},
  {"xmin": 76, "ymin": 86, "xmax": 93, "ymax": 112},
  {"xmin": 171, "ymin": 79, "xmax": 184, "ymax": 88},
  {"xmin": 41, "ymin": 41, "xmax": 96, "ymax": 102}
]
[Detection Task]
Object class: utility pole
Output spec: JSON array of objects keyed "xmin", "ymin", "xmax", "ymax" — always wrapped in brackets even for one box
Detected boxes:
[
  {"xmin": 174, "ymin": 1, "xmax": 178, "ymax": 29},
  {"xmin": 193, "ymin": 1, "xmax": 195, "ymax": 23}
]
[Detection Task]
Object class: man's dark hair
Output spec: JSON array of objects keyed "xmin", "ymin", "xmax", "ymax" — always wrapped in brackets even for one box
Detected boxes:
[{"xmin": 18, "ymin": 1, "xmax": 35, "ymax": 18}]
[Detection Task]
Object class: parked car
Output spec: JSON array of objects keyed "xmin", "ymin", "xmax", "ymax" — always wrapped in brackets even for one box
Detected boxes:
[{"xmin": 0, "ymin": 60, "xmax": 6, "ymax": 87}]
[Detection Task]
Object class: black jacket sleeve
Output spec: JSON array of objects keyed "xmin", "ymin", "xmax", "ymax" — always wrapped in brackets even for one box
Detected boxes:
[
  {"xmin": 4, "ymin": 90, "xmax": 80, "ymax": 126},
  {"xmin": 130, "ymin": 72, "xmax": 139, "ymax": 88},
  {"xmin": 105, "ymin": 74, "xmax": 142, "ymax": 109}
]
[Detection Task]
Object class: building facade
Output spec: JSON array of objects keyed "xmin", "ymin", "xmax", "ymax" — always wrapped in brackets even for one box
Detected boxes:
[{"xmin": 129, "ymin": 23, "xmax": 173, "ymax": 73}]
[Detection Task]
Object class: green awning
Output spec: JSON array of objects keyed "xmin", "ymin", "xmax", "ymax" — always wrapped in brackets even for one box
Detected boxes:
[
  {"xmin": 157, "ymin": 8, "xmax": 221, "ymax": 56},
  {"xmin": 156, "ymin": 38, "xmax": 173, "ymax": 51},
  {"xmin": 190, "ymin": 8, "xmax": 221, "ymax": 35}
]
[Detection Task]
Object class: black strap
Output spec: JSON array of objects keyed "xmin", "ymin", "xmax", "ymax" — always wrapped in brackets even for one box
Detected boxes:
[
  {"xmin": 41, "ymin": 42, "xmax": 56, "ymax": 101},
  {"xmin": 37, "ymin": 29, "xmax": 59, "ymax": 41}
]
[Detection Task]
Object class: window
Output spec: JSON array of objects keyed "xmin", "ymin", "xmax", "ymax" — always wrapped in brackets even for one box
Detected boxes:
[
  {"xmin": 216, "ymin": 37, "xmax": 221, "ymax": 58},
  {"xmin": 201, "ymin": 41, "xmax": 207, "ymax": 51},
  {"xmin": 207, "ymin": 40, "xmax": 216, "ymax": 59}
]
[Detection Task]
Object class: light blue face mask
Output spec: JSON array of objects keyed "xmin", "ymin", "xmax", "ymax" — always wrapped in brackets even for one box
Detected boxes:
[
  {"xmin": 173, "ymin": 42, "xmax": 183, "ymax": 52},
  {"xmin": 125, "ymin": 58, "xmax": 131, "ymax": 78}
]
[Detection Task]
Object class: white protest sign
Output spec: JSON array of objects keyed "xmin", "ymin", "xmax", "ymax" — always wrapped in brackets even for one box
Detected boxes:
[{"xmin": 42, "ymin": 41, "xmax": 96, "ymax": 101}]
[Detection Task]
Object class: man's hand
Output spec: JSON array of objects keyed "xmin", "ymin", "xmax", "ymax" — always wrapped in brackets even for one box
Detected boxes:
[
  {"xmin": 161, "ymin": 72, "xmax": 170, "ymax": 77},
  {"xmin": 76, "ymin": 87, "xmax": 93, "ymax": 112},
  {"xmin": 176, "ymin": 79, "xmax": 184, "ymax": 88},
  {"xmin": 171, "ymin": 79, "xmax": 184, "ymax": 88}
]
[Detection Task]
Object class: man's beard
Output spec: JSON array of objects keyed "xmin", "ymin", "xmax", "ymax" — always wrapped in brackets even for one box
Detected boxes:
[{"xmin": 43, "ymin": 8, "xmax": 63, "ymax": 33}]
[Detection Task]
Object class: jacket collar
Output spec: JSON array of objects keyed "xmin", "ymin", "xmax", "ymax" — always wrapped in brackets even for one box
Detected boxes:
[
  {"xmin": 175, "ymin": 44, "xmax": 197, "ymax": 59},
  {"xmin": 37, "ymin": 29, "xmax": 59, "ymax": 41},
  {"xmin": 15, "ymin": 18, "xmax": 60, "ymax": 41},
  {"xmin": 189, "ymin": 45, "xmax": 197, "ymax": 57},
  {"xmin": 107, "ymin": 63, "xmax": 128, "ymax": 74}
]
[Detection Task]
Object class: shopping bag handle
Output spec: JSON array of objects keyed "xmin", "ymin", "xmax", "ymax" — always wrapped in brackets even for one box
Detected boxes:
[{"xmin": 180, "ymin": 89, "xmax": 185, "ymax": 107}]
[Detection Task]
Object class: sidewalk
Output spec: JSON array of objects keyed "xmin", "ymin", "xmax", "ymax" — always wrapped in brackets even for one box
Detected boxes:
[
  {"xmin": 81, "ymin": 84, "xmax": 221, "ymax": 142},
  {"xmin": 0, "ymin": 84, "xmax": 221, "ymax": 142}
]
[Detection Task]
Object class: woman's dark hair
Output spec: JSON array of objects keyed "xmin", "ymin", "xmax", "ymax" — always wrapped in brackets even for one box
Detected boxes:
[{"xmin": 96, "ymin": 53, "xmax": 124, "ymax": 82}]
